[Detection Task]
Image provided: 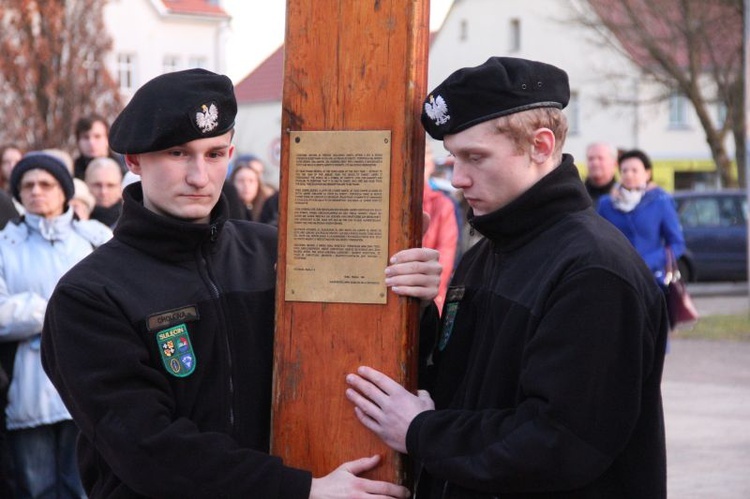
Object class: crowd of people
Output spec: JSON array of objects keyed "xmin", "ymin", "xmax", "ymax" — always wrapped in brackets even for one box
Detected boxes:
[{"xmin": 0, "ymin": 56, "xmax": 684, "ymax": 498}]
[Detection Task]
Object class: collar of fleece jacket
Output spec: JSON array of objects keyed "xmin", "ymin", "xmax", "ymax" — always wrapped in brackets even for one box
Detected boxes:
[
  {"xmin": 113, "ymin": 182, "xmax": 229, "ymax": 263},
  {"xmin": 468, "ymin": 154, "xmax": 592, "ymax": 252}
]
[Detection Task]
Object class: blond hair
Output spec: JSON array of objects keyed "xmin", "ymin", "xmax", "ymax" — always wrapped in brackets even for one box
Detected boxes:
[{"xmin": 492, "ymin": 108, "xmax": 568, "ymax": 164}]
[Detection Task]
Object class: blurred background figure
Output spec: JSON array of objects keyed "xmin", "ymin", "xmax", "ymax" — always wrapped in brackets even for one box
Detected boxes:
[
  {"xmin": 42, "ymin": 149, "xmax": 75, "ymax": 177},
  {"xmin": 584, "ymin": 141, "xmax": 619, "ymax": 206},
  {"xmin": 73, "ymin": 115, "xmax": 127, "ymax": 180},
  {"xmin": 0, "ymin": 152, "xmax": 111, "ymax": 498},
  {"xmin": 597, "ymin": 149, "xmax": 685, "ymax": 322},
  {"xmin": 422, "ymin": 144, "xmax": 458, "ymax": 312},
  {"xmin": 229, "ymin": 154, "xmax": 277, "ymax": 222},
  {"xmin": 258, "ymin": 191, "xmax": 280, "ymax": 226},
  {"xmin": 85, "ymin": 157, "xmax": 124, "ymax": 228},
  {"xmin": 0, "ymin": 145, "xmax": 23, "ymax": 195},
  {"xmin": 0, "ymin": 191, "xmax": 17, "ymax": 231},
  {"xmin": 70, "ymin": 179, "xmax": 96, "ymax": 221}
]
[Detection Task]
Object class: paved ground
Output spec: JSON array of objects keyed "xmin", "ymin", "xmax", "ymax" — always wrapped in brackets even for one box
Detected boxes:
[
  {"xmin": 663, "ymin": 284, "xmax": 750, "ymax": 498},
  {"xmin": 688, "ymin": 282, "xmax": 750, "ymax": 316}
]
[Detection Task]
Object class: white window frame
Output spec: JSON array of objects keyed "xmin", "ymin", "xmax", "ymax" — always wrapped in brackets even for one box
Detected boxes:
[
  {"xmin": 668, "ymin": 90, "xmax": 690, "ymax": 129},
  {"xmin": 117, "ymin": 53, "xmax": 136, "ymax": 92},
  {"xmin": 163, "ymin": 55, "xmax": 180, "ymax": 74},
  {"xmin": 509, "ymin": 18, "xmax": 521, "ymax": 52}
]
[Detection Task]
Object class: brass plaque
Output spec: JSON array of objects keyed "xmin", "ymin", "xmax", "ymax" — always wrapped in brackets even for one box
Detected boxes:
[{"xmin": 285, "ymin": 131, "xmax": 391, "ymax": 303}]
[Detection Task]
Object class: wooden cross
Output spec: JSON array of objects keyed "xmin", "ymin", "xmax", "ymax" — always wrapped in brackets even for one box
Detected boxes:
[{"xmin": 272, "ymin": 0, "xmax": 430, "ymax": 485}]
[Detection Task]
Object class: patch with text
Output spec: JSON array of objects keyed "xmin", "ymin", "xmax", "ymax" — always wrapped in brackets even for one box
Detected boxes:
[{"xmin": 156, "ymin": 324, "xmax": 196, "ymax": 378}]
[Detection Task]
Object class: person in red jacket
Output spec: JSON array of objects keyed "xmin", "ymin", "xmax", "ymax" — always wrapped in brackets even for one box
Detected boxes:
[{"xmin": 422, "ymin": 144, "xmax": 458, "ymax": 312}]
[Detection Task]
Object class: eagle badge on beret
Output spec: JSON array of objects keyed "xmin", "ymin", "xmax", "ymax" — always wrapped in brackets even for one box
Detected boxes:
[
  {"xmin": 424, "ymin": 95, "xmax": 450, "ymax": 126},
  {"xmin": 196, "ymin": 103, "xmax": 219, "ymax": 133}
]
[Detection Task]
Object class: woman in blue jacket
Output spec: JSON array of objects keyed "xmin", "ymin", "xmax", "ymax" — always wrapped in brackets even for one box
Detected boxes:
[{"xmin": 598, "ymin": 149, "xmax": 686, "ymax": 290}]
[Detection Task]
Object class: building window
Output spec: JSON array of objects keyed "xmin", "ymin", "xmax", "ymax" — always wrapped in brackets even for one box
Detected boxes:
[
  {"xmin": 82, "ymin": 53, "xmax": 99, "ymax": 82},
  {"xmin": 163, "ymin": 55, "xmax": 180, "ymax": 74},
  {"xmin": 460, "ymin": 19, "xmax": 468, "ymax": 41},
  {"xmin": 509, "ymin": 18, "xmax": 521, "ymax": 52},
  {"xmin": 668, "ymin": 90, "xmax": 690, "ymax": 129},
  {"xmin": 189, "ymin": 56, "xmax": 207, "ymax": 69},
  {"xmin": 117, "ymin": 53, "xmax": 136, "ymax": 91},
  {"xmin": 716, "ymin": 101, "xmax": 727, "ymax": 128},
  {"xmin": 567, "ymin": 91, "xmax": 580, "ymax": 135}
]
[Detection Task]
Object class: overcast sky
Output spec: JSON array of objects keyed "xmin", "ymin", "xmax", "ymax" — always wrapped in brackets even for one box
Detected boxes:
[{"xmin": 222, "ymin": 0, "xmax": 454, "ymax": 82}]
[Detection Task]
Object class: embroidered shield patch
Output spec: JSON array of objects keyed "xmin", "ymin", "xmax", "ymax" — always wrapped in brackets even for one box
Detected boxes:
[{"xmin": 156, "ymin": 324, "xmax": 196, "ymax": 378}]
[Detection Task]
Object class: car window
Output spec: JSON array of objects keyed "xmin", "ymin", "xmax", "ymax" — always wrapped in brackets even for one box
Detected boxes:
[
  {"xmin": 679, "ymin": 198, "xmax": 721, "ymax": 228},
  {"xmin": 677, "ymin": 195, "xmax": 747, "ymax": 228},
  {"xmin": 718, "ymin": 197, "xmax": 741, "ymax": 227}
]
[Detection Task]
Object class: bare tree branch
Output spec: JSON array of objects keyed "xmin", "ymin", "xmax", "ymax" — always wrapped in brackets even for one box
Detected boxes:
[
  {"xmin": 0, "ymin": 0, "xmax": 121, "ymax": 153},
  {"xmin": 571, "ymin": 0, "xmax": 743, "ymax": 186}
]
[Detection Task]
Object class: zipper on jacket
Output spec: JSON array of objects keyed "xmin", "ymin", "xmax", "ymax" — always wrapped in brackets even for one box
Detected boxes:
[{"xmin": 200, "ymin": 244, "xmax": 235, "ymax": 430}]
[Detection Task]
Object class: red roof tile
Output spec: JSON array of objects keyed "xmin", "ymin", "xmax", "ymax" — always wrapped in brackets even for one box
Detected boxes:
[
  {"xmin": 234, "ymin": 32, "xmax": 438, "ymax": 105},
  {"xmin": 234, "ymin": 46, "xmax": 285, "ymax": 104},
  {"xmin": 160, "ymin": 0, "xmax": 228, "ymax": 17},
  {"xmin": 588, "ymin": 0, "xmax": 740, "ymax": 72}
]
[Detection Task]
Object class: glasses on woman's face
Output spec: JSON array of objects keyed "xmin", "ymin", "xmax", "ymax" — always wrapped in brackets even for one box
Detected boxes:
[{"xmin": 20, "ymin": 180, "xmax": 60, "ymax": 192}]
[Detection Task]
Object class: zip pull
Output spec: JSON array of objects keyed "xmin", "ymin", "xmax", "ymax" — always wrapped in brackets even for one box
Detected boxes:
[{"xmin": 209, "ymin": 224, "xmax": 219, "ymax": 242}]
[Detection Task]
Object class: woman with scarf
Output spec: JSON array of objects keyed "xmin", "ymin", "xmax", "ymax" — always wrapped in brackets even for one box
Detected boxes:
[{"xmin": 597, "ymin": 149, "xmax": 686, "ymax": 316}]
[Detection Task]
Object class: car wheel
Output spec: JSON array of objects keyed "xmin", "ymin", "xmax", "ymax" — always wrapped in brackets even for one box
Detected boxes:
[{"xmin": 677, "ymin": 257, "xmax": 693, "ymax": 282}]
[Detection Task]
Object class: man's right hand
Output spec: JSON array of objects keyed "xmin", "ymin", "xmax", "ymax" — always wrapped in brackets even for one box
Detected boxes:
[{"xmin": 309, "ymin": 455, "xmax": 410, "ymax": 498}]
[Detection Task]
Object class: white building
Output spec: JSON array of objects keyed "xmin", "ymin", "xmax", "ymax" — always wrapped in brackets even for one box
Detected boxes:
[
  {"xmin": 104, "ymin": 0, "xmax": 230, "ymax": 102},
  {"xmin": 234, "ymin": 0, "xmax": 733, "ymax": 190},
  {"xmin": 428, "ymin": 0, "xmax": 731, "ymax": 190}
]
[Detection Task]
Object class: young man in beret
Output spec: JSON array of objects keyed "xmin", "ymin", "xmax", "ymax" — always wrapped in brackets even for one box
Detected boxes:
[
  {"xmin": 41, "ymin": 68, "xmax": 439, "ymax": 498},
  {"xmin": 346, "ymin": 57, "xmax": 668, "ymax": 498}
]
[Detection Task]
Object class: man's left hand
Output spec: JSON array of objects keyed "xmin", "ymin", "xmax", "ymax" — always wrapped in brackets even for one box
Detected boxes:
[{"xmin": 346, "ymin": 366, "xmax": 435, "ymax": 453}]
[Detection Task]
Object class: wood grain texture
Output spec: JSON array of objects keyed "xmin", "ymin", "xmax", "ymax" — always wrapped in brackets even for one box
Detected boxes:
[{"xmin": 273, "ymin": 0, "xmax": 430, "ymax": 484}]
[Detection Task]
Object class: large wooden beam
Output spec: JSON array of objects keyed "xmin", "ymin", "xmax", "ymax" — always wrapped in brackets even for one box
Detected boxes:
[{"xmin": 272, "ymin": 0, "xmax": 430, "ymax": 484}]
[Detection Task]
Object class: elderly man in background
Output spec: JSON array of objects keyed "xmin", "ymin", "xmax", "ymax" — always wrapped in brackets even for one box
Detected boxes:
[
  {"xmin": 584, "ymin": 141, "xmax": 619, "ymax": 206},
  {"xmin": 85, "ymin": 157, "xmax": 124, "ymax": 228}
]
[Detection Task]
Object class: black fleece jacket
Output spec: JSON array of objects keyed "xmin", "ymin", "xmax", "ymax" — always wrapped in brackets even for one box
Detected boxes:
[
  {"xmin": 42, "ymin": 184, "xmax": 312, "ymax": 498},
  {"xmin": 410, "ymin": 156, "xmax": 668, "ymax": 498}
]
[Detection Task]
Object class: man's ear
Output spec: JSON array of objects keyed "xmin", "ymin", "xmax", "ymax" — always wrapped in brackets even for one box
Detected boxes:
[
  {"xmin": 125, "ymin": 154, "xmax": 141, "ymax": 175},
  {"xmin": 530, "ymin": 128, "xmax": 555, "ymax": 164}
]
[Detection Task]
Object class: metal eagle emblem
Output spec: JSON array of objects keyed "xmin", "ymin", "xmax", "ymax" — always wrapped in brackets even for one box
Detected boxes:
[
  {"xmin": 424, "ymin": 94, "xmax": 450, "ymax": 126},
  {"xmin": 196, "ymin": 103, "xmax": 219, "ymax": 133}
]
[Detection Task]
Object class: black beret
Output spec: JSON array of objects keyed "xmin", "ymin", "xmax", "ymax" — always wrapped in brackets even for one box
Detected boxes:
[
  {"xmin": 10, "ymin": 152, "xmax": 75, "ymax": 204},
  {"xmin": 109, "ymin": 68, "xmax": 237, "ymax": 154},
  {"xmin": 421, "ymin": 57, "xmax": 570, "ymax": 140}
]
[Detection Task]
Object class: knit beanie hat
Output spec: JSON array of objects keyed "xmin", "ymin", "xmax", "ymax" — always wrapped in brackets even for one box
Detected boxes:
[{"xmin": 10, "ymin": 152, "xmax": 75, "ymax": 203}]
